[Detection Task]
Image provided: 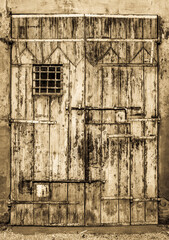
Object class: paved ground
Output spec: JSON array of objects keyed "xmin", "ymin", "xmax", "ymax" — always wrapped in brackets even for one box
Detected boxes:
[{"xmin": 0, "ymin": 225, "xmax": 169, "ymax": 240}]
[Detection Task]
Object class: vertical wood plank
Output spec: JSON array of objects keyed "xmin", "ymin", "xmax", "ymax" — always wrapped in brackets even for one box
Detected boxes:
[
  {"xmin": 127, "ymin": 18, "xmax": 143, "ymax": 39},
  {"xmin": 41, "ymin": 17, "xmax": 58, "ymax": 39},
  {"xmin": 34, "ymin": 124, "xmax": 49, "ymax": 181},
  {"xmin": 102, "ymin": 125, "xmax": 119, "ymax": 197},
  {"xmin": 111, "ymin": 18, "xmax": 126, "ymax": 39},
  {"xmin": 85, "ymin": 17, "xmax": 94, "ymax": 38},
  {"xmin": 11, "ymin": 204, "xmax": 33, "ymax": 225},
  {"xmin": 119, "ymin": 67, "xmax": 128, "ymax": 107},
  {"xmin": 127, "ymin": 42, "xmax": 143, "ymax": 64},
  {"xmin": 118, "ymin": 138, "xmax": 129, "ymax": 197},
  {"xmin": 146, "ymin": 201, "xmax": 158, "ymax": 223},
  {"xmin": 85, "ymin": 182, "xmax": 100, "ymax": 225},
  {"xmin": 11, "ymin": 66, "xmax": 19, "ymax": 119},
  {"xmin": 49, "ymin": 205, "xmax": 67, "ymax": 225},
  {"xmin": 50, "ymin": 64, "xmax": 69, "ymax": 181},
  {"xmin": 86, "ymin": 125, "xmax": 101, "ymax": 181},
  {"xmin": 144, "ymin": 67, "xmax": 157, "ymax": 118},
  {"xmin": 143, "ymin": 18, "xmax": 157, "ymax": 39},
  {"xmin": 128, "ymin": 67, "xmax": 143, "ymax": 112},
  {"xmin": 145, "ymin": 136, "xmax": 157, "ymax": 199},
  {"xmin": 27, "ymin": 42, "xmax": 42, "ymax": 63},
  {"xmin": 50, "ymin": 183, "xmax": 67, "ymax": 202},
  {"xmin": 101, "ymin": 200, "xmax": 118, "ymax": 224},
  {"xmin": 131, "ymin": 139, "xmax": 144, "ymax": 199},
  {"xmin": 68, "ymin": 183, "xmax": 84, "ymax": 225},
  {"xmin": 69, "ymin": 110, "xmax": 85, "ymax": 180},
  {"xmin": 103, "ymin": 67, "xmax": 119, "ymax": 107},
  {"xmin": 86, "ymin": 62, "xmax": 102, "ymax": 107},
  {"xmin": 131, "ymin": 201, "xmax": 145, "ymax": 224},
  {"xmin": 119, "ymin": 200, "xmax": 130, "ymax": 224},
  {"xmin": 49, "ymin": 183, "xmax": 67, "ymax": 225},
  {"xmin": 34, "ymin": 96, "xmax": 49, "ymax": 121},
  {"xmin": 69, "ymin": 45, "xmax": 84, "ymax": 107},
  {"xmin": 12, "ymin": 65, "xmax": 33, "ymax": 120},
  {"xmin": 12, "ymin": 18, "xmax": 27, "ymax": 39},
  {"xmin": 50, "ymin": 124, "xmax": 68, "ymax": 181},
  {"xmin": 11, "ymin": 123, "xmax": 33, "ymax": 202},
  {"xmin": 34, "ymin": 204, "xmax": 49, "ymax": 225},
  {"xmin": 12, "ymin": 17, "xmax": 19, "ymax": 39},
  {"xmin": 27, "ymin": 17, "xmax": 41, "ymax": 39}
]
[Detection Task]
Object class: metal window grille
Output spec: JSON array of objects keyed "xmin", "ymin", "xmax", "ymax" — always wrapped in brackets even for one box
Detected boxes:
[{"xmin": 33, "ymin": 65, "xmax": 63, "ymax": 95}]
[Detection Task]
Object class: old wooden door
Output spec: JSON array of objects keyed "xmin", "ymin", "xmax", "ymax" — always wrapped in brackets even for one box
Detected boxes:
[{"xmin": 10, "ymin": 14, "xmax": 159, "ymax": 225}]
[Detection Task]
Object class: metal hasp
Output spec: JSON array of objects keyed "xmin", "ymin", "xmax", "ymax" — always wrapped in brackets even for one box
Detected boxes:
[{"xmin": 10, "ymin": 14, "xmax": 159, "ymax": 226}]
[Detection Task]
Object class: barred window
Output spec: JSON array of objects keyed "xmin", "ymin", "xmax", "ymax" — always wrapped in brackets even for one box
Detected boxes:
[{"xmin": 33, "ymin": 65, "xmax": 63, "ymax": 95}]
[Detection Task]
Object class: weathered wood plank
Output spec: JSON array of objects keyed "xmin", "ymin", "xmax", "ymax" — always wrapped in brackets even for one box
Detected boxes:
[
  {"xmin": 128, "ymin": 67, "xmax": 143, "ymax": 112},
  {"xmin": 145, "ymin": 122, "xmax": 157, "ymax": 198},
  {"xmin": 118, "ymin": 138, "xmax": 129, "ymax": 197},
  {"xmin": 85, "ymin": 182, "xmax": 100, "ymax": 225},
  {"xmin": 11, "ymin": 204, "xmax": 33, "ymax": 225},
  {"xmin": 111, "ymin": 18, "xmax": 126, "ymax": 39},
  {"xmin": 57, "ymin": 17, "xmax": 84, "ymax": 39},
  {"xmin": 101, "ymin": 45, "xmax": 118, "ymax": 64},
  {"xmin": 26, "ymin": 42, "xmax": 42, "ymax": 63},
  {"xmin": 49, "ymin": 204, "xmax": 67, "ymax": 225},
  {"xmin": 143, "ymin": 18, "xmax": 157, "ymax": 39},
  {"xmin": 49, "ymin": 182, "xmax": 67, "ymax": 224},
  {"xmin": 50, "ymin": 183, "xmax": 67, "ymax": 202},
  {"xmin": 61, "ymin": 42, "xmax": 84, "ymax": 67},
  {"xmin": 12, "ymin": 18, "xmax": 27, "ymax": 39},
  {"xmin": 144, "ymin": 67, "xmax": 157, "ymax": 118},
  {"xmin": 131, "ymin": 201, "xmax": 145, "ymax": 224},
  {"xmin": 102, "ymin": 110, "xmax": 115, "ymax": 124},
  {"xmin": 118, "ymin": 42, "xmax": 126, "ymax": 63},
  {"xmin": 69, "ymin": 111, "xmax": 85, "ymax": 180},
  {"xmin": 34, "ymin": 204, "xmax": 49, "ymax": 225},
  {"xmin": 145, "ymin": 201, "xmax": 158, "ymax": 224},
  {"xmin": 50, "ymin": 64, "xmax": 69, "ymax": 181},
  {"xmin": 143, "ymin": 42, "xmax": 157, "ymax": 64},
  {"xmin": 68, "ymin": 183, "xmax": 84, "ymax": 225},
  {"xmin": 127, "ymin": 18, "xmax": 143, "ymax": 39},
  {"xmin": 12, "ymin": 65, "xmax": 33, "ymax": 120},
  {"xmin": 34, "ymin": 124, "xmax": 49, "ymax": 181},
  {"xmin": 86, "ymin": 125, "xmax": 101, "ymax": 181},
  {"xmin": 102, "ymin": 125, "xmax": 118, "ymax": 197},
  {"xmin": 102, "ymin": 67, "xmax": 119, "ymax": 107},
  {"xmin": 27, "ymin": 18, "xmax": 41, "ymax": 39},
  {"xmin": 131, "ymin": 138, "xmax": 144, "ymax": 199},
  {"xmin": 41, "ymin": 17, "xmax": 58, "ymax": 39},
  {"xmin": 101, "ymin": 200, "xmax": 118, "ymax": 224},
  {"xmin": 119, "ymin": 200, "xmax": 130, "ymax": 224},
  {"xmin": 85, "ymin": 110, "xmax": 101, "ymax": 124},
  {"xmin": 119, "ymin": 67, "xmax": 128, "ymax": 107},
  {"xmin": 50, "ymin": 124, "xmax": 68, "ymax": 181},
  {"xmin": 85, "ymin": 17, "xmax": 94, "ymax": 39},
  {"xmin": 86, "ymin": 62, "xmax": 102, "ymax": 107},
  {"xmin": 11, "ymin": 123, "xmax": 33, "ymax": 202},
  {"xmin": 127, "ymin": 42, "xmax": 143, "ymax": 64},
  {"xmin": 34, "ymin": 96, "xmax": 49, "ymax": 121}
]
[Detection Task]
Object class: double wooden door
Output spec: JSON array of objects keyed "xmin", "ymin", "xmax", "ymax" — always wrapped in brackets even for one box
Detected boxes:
[{"xmin": 10, "ymin": 14, "xmax": 159, "ymax": 225}]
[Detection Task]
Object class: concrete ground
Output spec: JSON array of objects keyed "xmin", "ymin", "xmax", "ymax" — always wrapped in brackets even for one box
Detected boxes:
[{"xmin": 0, "ymin": 225, "xmax": 169, "ymax": 240}]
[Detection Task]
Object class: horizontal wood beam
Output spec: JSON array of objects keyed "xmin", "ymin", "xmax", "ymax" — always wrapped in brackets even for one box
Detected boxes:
[
  {"xmin": 11, "ymin": 14, "xmax": 157, "ymax": 19},
  {"xmin": 11, "ymin": 38, "xmax": 159, "ymax": 42}
]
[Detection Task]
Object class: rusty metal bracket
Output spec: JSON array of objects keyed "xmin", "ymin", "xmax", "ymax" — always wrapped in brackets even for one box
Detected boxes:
[{"xmin": 0, "ymin": 37, "xmax": 13, "ymax": 45}]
